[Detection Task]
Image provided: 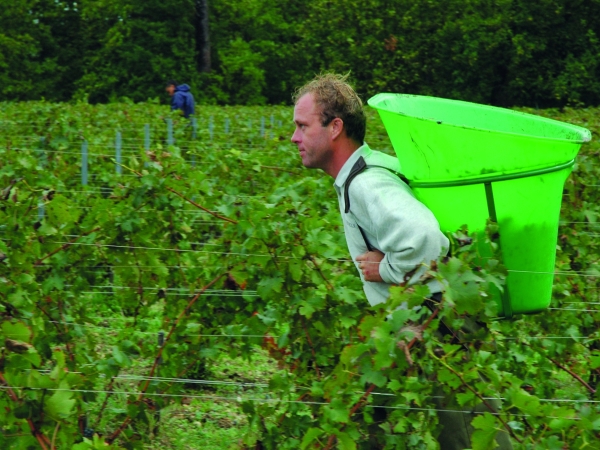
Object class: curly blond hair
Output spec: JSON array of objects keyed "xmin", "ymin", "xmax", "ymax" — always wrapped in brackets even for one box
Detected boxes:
[{"xmin": 293, "ymin": 73, "xmax": 366, "ymax": 145}]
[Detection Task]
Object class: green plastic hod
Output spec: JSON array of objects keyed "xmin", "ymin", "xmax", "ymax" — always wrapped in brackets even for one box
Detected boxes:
[{"xmin": 367, "ymin": 93, "xmax": 592, "ymax": 317}]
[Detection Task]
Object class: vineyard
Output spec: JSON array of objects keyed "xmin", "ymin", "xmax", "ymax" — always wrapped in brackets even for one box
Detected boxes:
[{"xmin": 0, "ymin": 101, "xmax": 599, "ymax": 450}]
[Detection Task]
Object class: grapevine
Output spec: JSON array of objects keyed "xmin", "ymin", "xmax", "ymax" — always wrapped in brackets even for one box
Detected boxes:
[{"xmin": 0, "ymin": 102, "xmax": 599, "ymax": 449}]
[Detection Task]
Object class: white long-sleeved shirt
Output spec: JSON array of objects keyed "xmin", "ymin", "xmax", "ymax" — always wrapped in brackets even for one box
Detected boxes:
[{"xmin": 333, "ymin": 144, "xmax": 449, "ymax": 307}]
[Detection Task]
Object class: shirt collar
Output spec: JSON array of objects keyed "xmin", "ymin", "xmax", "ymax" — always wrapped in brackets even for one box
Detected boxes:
[{"xmin": 334, "ymin": 143, "xmax": 372, "ymax": 189}]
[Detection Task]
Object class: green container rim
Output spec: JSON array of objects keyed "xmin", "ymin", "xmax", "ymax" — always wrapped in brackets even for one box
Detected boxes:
[
  {"xmin": 368, "ymin": 93, "xmax": 592, "ymax": 145},
  {"xmin": 410, "ymin": 159, "xmax": 575, "ymax": 188}
]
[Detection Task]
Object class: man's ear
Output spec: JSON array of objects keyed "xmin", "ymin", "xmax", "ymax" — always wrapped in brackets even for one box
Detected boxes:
[{"xmin": 330, "ymin": 117, "xmax": 344, "ymax": 140}]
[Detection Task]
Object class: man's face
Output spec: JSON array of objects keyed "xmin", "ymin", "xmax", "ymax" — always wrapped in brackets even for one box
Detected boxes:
[
  {"xmin": 291, "ymin": 93, "xmax": 333, "ymax": 170},
  {"xmin": 166, "ymin": 84, "xmax": 176, "ymax": 96}
]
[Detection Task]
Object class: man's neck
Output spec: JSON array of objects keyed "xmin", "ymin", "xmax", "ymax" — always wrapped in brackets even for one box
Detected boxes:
[{"xmin": 325, "ymin": 142, "xmax": 361, "ymax": 178}]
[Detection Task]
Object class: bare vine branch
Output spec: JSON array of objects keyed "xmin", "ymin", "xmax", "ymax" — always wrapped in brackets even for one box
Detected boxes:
[
  {"xmin": 165, "ymin": 187, "xmax": 238, "ymax": 224},
  {"xmin": 34, "ymin": 227, "xmax": 101, "ymax": 266},
  {"xmin": 0, "ymin": 372, "xmax": 51, "ymax": 449},
  {"xmin": 106, "ymin": 272, "xmax": 227, "ymax": 444},
  {"xmin": 548, "ymin": 356, "xmax": 596, "ymax": 394}
]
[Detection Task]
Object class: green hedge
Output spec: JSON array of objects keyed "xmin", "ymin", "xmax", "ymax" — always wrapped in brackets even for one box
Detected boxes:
[{"xmin": 2, "ymin": 0, "xmax": 600, "ymax": 107}]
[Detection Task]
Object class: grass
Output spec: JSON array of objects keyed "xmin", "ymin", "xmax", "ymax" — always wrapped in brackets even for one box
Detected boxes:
[
  {"xmin": 80, "ymin": 296, "xmax": 281, "ymax": 449},
  {"xmin": 147, "ymin": 351, "xmax": 280, "ymax": 450}
]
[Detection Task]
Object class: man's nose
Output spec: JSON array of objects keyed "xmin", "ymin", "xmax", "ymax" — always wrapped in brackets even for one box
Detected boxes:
[{"xmin": 291, "ymin": 129, "xmax": 300, "ymax": 143}]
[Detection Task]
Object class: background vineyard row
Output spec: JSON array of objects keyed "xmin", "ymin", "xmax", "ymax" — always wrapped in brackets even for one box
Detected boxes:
[{"xmin": 1, "ymin": 102, "xmax": 600, "ymax": 449}]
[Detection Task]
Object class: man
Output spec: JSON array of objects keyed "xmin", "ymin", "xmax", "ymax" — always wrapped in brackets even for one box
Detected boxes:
[
  {"xmin": 166, "ymin": 80, "xmax": 195, "ymax": 118},
  {"xmin": 290, "ymin": 73, "xmax": 512, "ymax": 450},
  {"xmin": 291, "ymin": 73, "xmax": 447, "ymax": 306}
]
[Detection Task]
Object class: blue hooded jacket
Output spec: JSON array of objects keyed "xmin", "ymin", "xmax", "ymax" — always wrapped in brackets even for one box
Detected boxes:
[{"xmin": 171, "ymin": 84, "xmax": 195, "ymax": 118}]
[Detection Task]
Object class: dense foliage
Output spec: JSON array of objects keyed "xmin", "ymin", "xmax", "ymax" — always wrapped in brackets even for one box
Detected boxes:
[
  {"xmin": 2, "ymin": 0, "xmax": 600, "ymax": 107},
  {"xmin": 0, "ymin": 101, "xmax": 599, "ymax": 449}
]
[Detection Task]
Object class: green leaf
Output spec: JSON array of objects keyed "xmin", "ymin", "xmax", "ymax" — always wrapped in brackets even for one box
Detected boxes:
[
  {"xmin": 112, "ymin": 346, "xmax": 131, "ymax": 368},
  {"xmin": 437, "ymin": 368, "xmax": 461, "ymax": 389},
  {"xmin": 38, "ymin": 221, "xmax": 58, "ymax": 235},
  {"xmin": 2, "ymin": 321, "xmax": 33, "ymax": 342},
  {"xmin": 507, "ymin": 388, "xmax": 542, "ymax": 416},
  {"xmin": 299, "ymin": 301, "xmax": 315, "ymax": 318},
  {"xmin": 300, "ymin": 427, "xmax": 324, "ymax": 449},
  {"xmin": 456, "ymin": 391, "xmax": 476, "ymax": 406},
  {"xmin": 335, "ymin": 431, "xmax": 357, "ymax": 450},
  {"xmin": 387, "ymin": 379, "xmax": 402, "ymax": 392},
  {"xmin": 358, "ymin": 315, "xmax": 380, "ymax": 339},
  {"xmin": 548, "ymin": 417, "xmax": 577, "ymax": 431},
  {"xmin": 400, "ymin": 391, "xmax": 422, "ymax": 406},
  {"xmin": 18, "ymin": 156, "xmax": 33, "ymax": 169},
  {"xmin": 288, "ymin": 259, "xmax": 303, "ymax": 282},
  {"xmin": 21, "ymin": 348, "xmax": 42, "ymax": 367},
  {"xmin": 324, "ymin": 398, "xmax": 349, "ymax": 423},
  {"xmin": 471, "ymin": 413, "xmax": 498, "ymax": 450},
  {"xmin": 340, "ymin": 343, "xmax": 369, "ymax": 366},
  {"xmin": 268, "ymin": 372, "xmax": 290, "ymax": 391},
  {"xmin": 46, "ymin": 194, "xmax": 81, "ymax": 227},
  {"xmin": 42, "ymin": 274, "xmax": 65, "ymax": 293},
  {"xmin": 257, "ymin": 276, "xmax": 283, "ymax": 297},
  {"xmin": 438, "ymin": 258, "xmax": 485, "ymax": 314},
  {"xmin": 339, "ymin": 316, "xmax": 357, "ymax": 328},
  {"xmin": 16, "ymin": 273, "xmax": 34, "ymax": 285},
  {"xmin": 45, "ymin": 381, "xmax": 76, "ymax": 420},
  {"xmin": 539, "ymin": 436, "xmax": 566, "ymax": 450},
  {"xmin": 389, "ymin": 308, "xmax": 411, "ymax": 330},
  {"xmin": 7, "ymin": 290, "xmax": 27, "ymax": 308},
  {"xmin": 292, "ymin": 245, "xmax": 306, "ymax": 258},
  {"xmin": 393, "ymin": 417, "xmax": 408, "ymax": 433},
  {"xmin": 591, "ymin": 353, "xmax": 600, "ymax": 370},
  {"xmin": 360, "ymin": 369, "xmax": 387, "ymax": 388}
]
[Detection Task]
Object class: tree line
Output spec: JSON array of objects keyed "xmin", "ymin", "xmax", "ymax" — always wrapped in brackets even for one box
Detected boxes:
[{"xmin": 2, "ymin": 0, "xmax": 600, "ymax": 107}]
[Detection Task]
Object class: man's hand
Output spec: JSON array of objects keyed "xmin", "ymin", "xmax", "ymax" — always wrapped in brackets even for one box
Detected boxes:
[{"xmin": 355, "ymin": 250, "xmax": 385, "ymax": 282}]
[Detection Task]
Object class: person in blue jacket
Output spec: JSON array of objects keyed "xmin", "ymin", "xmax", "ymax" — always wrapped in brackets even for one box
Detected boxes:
[{"xmin": 166, "ymin": 80, "xmax": 195, "ymax": 118}]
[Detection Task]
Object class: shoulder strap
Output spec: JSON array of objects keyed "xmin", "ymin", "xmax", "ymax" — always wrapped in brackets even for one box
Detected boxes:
[
  {"xmin": 344, "ymin": 156, "xmax": 409, "ymax": 213},
  {"xmin": 343, "ymin": 156, "xmax": 410, "ymax": 252},
  {"xmin": 344, "ymin": 156, "xmax": 368, "ymax": 213}
]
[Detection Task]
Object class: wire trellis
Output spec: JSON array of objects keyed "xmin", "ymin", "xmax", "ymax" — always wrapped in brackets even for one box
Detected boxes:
[
  {"xmin": 0, "ymin": 386, "xmax": 594, "ymax": 418},
  {"xmin": 3, "ymin": 116, "xmax": 600, "ymax": 444},
  {"xmin": 37, "ymin": 319, "xmax": 600, "ymax": 341},
  {"xmin": 29, "ymin": 240, "xmax": 600, "ymax": 275},
  {"xmin": 46, "ymin": 321, "xmax": 268, "ymax": 339}
]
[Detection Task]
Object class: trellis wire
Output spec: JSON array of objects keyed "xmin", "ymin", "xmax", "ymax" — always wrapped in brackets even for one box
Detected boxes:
[
  {"xmin": 4, "ymin": 144, "xmax": 298, "ymax": 154},
  {"xmin": 16, "ymin": 368, "xmax": 600, "ymax": 405},
  {"xmin": 548, "ymin": 308, "xmax": 600, "ymax": 312},
  {"xmin": 64, "ymin": 286, "xmax": 252, "ymax": 296},
  {"xmin": 45, "ymin": 190, "xmax": 267, "ymax": 198},
  {"xmin": 45, "ymin": 321, "xmax": 269, "ymax": 338},
  {"xmin": 38, "ymin": 319, "xmax": 599, "ymax": 342},
  {"xmin": 1, "ymin": 234, "xmax": 597, "ymax": 276},
  {"xmin": 78, "ymin": 291, "xmax": 259, "ymax": 298},
  {"xmin": 53, "ymin": 283, "xmax": 600, "ymax": 300},
  {"xmin": 0, "ymin": 386, "xmax": 592, "ymax": 418},
  {"xmin": 41, "ymin": 240, "xmax": 600, "ymax": 275},
  {"xmin": 82, "ymin": 374, "xmax": 600, "ymax": 405}
]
